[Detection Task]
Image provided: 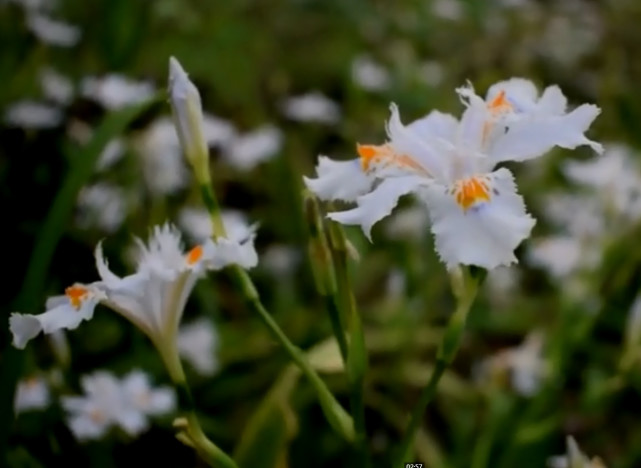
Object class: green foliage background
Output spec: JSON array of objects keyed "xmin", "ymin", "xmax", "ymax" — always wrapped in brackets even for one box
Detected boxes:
[{"xmin": 2, "ymin": 0, "xmax": 641, "ymax": 467}]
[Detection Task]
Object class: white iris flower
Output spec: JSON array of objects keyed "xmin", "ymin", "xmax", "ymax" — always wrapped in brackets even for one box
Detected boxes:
[
  {"xmin": 305, "ymin": 78, "xmax": 602, "ymax": 269},
  {"xmin": 9, "ymin": 221, "xmax": 258, "ymax": 350}
]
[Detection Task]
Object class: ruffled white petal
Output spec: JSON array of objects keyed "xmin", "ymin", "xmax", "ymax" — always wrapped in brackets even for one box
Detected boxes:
[
  {"xmin": 9, "ymin": 296, "xmax": 99, "ymax": 349},
  {"xmin": 455, "ymin": 85, "xmax": 488, "ymax": 154},
  {"xmin": 327, "ymin": 175, "xmax": 428, "ymax": 241},
  {"xmin": 406, "ymin": 110, "xmax": 458, "ymax": 143},
  {"xmin": 303, "ymin": 156, "xmax": 373, "ymax": 202},
  {"xmin": 486, "ymin": 78, "xmax": 538, "ymax": 112},
  {"xmin": 200, "ymin": 222, "xmax": 259, "ymax": 270},
  {"xmin": 489, "ymin": 104, "xmax": 603, "ymax": 163},
  {"xmin": 424, "ymin": 168, "xmax": 536, "ymax": 269},
  {"xmin": 537, "ymin": 85, "xmax": 567, "ymax": 115},
  {"xmin": 386, "ymin": 103, "xmax": 451, "ymax": 179}
]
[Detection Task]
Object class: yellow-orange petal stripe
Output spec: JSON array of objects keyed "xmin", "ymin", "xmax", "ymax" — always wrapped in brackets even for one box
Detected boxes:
[
  {"xmin": 356, "ymin": 143, "xmax": 430, "ymax": 175},
  {"xmin": 487, "ymin": 90, "xmax": 513, "ymax": 114},
  {"xmin": 454, "ymin": 176, "xmax": 491, "ymax": 211},
  {"xmin": 65, "ymin": 285, "xmax": 89, "ymax": 310},
  {"xmin": 186, "ymin": 245, "xmax": 203, "ymax": 265}
]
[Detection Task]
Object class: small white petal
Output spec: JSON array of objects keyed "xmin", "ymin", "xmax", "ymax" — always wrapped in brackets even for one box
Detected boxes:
[
  {"xmin": 10, "ymin": 295, "xmax": 98, "ymax": 349},
  {"xmin": 486, "ymin": 78, "xmax": 538, "ymax": 112},
  {"xmin": 490, "ymin": 104, "xmax": 602, "ymax": 163},
  {"xmin": 178, "ymin": 318, "xmax": 219, "ymax": 376},
  {"xmin": 14, "ymin": 376, "xmax": 50, "ymax": 413},
  {"xmin": 328, "ymin": 175, "xmax": 427, "ymax": 241},
  {"xmin": 537, "ymin": 85, "xmax": 567, "ymax": 115},
  {"xmin": 222, "ymin": 125, "xmax": 283, "ymax": 171},
  {"xmin": 425, "ymin": 168, "xmax": 536, "ymax": 269},
  {"xmin": 303, "ymin": 156, "xmax": 373, "ymax": 202},
  {"xmin": 202, "ymin": 229, "xmax": 259, "ymax": 270}
]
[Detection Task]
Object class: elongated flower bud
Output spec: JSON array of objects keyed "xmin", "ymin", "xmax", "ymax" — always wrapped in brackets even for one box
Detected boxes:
[{"xmin": 168, "ymin": 57, "xmax": 210, "ymax": 183}]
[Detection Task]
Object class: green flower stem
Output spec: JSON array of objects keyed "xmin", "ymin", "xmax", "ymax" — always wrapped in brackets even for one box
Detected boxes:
[
  {"xmin": 325, "ymin": 295, "xmax": 349, "ymax": 363},
  {"xmin": 328, "ymin": 222, "xmax": 370, "ymax": 467},
  {"xmin": 198, "ymin": 182, "xmax": 354, "ymax": 442},
  {"xmin": 305, "ymin": 194, "xmax": 348, "ymax": 362},
  {"xmin": 159, "ymin": 344, "xmax": 239, "ymax": 468},
  {"xmin": 394, "ymin": 268, "xmax": 480, "ymax": 466}
]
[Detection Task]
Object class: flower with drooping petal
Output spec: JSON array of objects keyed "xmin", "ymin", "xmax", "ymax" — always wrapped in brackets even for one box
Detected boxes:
[
  {"xmin": 177, "ymin": 318, "xmax": 219, "ymax": 376},
  {"xmin": 95, "ymin": 222, "xmax": 257, "ymax": 348},
  {"xmin": 14, "ymin": 375, "xmax": 50, "ymax": 413},
  {"xmin": 9, "ymin": 284, "xmax": 106, "ymax": 349},
  {"xmin": 305, "ymin": 78, "xmax": 602, "ymax": 269}
]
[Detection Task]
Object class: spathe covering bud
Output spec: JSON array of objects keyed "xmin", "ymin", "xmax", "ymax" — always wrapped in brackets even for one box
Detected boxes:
[{"xmin": 168, "ymin": 57, "xmax": 211, "ymax": 183}]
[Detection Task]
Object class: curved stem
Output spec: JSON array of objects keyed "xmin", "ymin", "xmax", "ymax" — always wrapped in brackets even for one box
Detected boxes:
[
  {"xmin": 393, "ymin": 269, "xmax": 479, "ymax": 466},
  {"xmin": 159, "ymin": 343, "xmax": 239, "ymax": 468}
]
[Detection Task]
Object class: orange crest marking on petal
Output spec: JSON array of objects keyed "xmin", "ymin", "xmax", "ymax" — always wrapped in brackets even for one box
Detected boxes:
[
  {"xmin": 65, "ymin": 285, "xmax": 89, "ymax": 310},
  {"xmin": 356, "ymin": 143, "xmax": 429, "ymax": 175},
  {"xmin": 454, "ymin": 176, "xmax": 491, "ymax": 211},
  {"xmin": 186, "ymin": 245, "xmax": 203, "ymax": 265},
  {"xmin": 89, "ymin": 408, "xmax": 106, "ymax": 423},
  {"xmin": 487, "ymin": 90, "xmax": 513, "ymax": 115}
]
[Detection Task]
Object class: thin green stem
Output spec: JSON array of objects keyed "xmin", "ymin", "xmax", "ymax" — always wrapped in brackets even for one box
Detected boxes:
[
  {"xmin": 230, "ymin": 265, "xmax": 354, "ymax": 442},
  {"xmin": 325, "ymin": 295, "xmax": 349, "ymax": 363},
  {"xmin": 393, "ymin": 270, "xmax": 479, "ymax": 466},
  {"xmin": 329, "ymin": 222, "xmax": 370, "ymax": 467},
  {"xmin": 160, "ymin": 344, "xmax": 239, "ymax": 468}
]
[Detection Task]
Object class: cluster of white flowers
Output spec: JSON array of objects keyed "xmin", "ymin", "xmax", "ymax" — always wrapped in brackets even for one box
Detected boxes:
[
  {"xmin": 9, "ymin": 220, "xmax": 258, "ymax": 350},
  {"xmin": 305, "ymin": 78, "xmax": 602, "ymax": 270},
  {"xmin": 528, "ymin": 144, "xmax": 641, "ymax": 282},
  {"xmin": 62, "ymin": 370, "xmax": 175, "ymax": 441}
]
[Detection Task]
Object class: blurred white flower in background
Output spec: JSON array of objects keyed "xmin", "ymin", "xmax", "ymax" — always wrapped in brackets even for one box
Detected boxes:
[
  {"xmin": 76, "ymin": 183, "xmax": 128, "ymax": 233},
  {"xmin": 81, "ymin": 74, "xmax": 155, "ymax": 110},
  {"xmin": 548, "ymin": 436, "xmax": 607, "ymax": 468},
  {"xmin": 280, "ymin": 92, "xmax": 341, "ymax": 124},
  {"xmin": 39, "ymin": 67, "xmax": 74, "ymax": 105},
  {"xmin": 178, "ymin": 318, "xmax": 219, "ymax": 376},
  {"xmin": 134, "ymin": 117, "xmax": 190, "ymax": 195},
  {"xmin": 261, "ymin": 244, "xmax": 301, "ymax": 277},
  {"xmin": 419, "ymin": 61, "xmax": 445, "ymax": 87},
  {"xmin": 351, "ymin": 55, "xmax": 391, "ymax": 92},
  {"xmin": 222, "ymin": 125, "xmax": 283, "ymax": 171},
  {"xmin": 14, "ymin": 375, "xmax": 50, "ymax": 413},
  {"xmin": 179, "ymin": 207, "xmax": 252, "ymax": 243},
  {"xmin": 527, "ymin": 236, "xmax": 597, "ymax": 279},
  {"xmin": 432, "ymin": 0, "xmax": 463, "ymax": 21},
  {"xmin": 385, "ymin": 269, "xmax": 407, "ymax": 300},
  {"xmin": 26, "ymin": 14, "xmax": 80, "ymax": 47},
  {"xmin": 4, "ymin": 100, "xmax": 62, "ymax": 128},
  {"xmin": 384, "ymin": 205, "xmax": 429, "ymax": 242},
  {"xmin": 62, "ymin": 370, "xmax": 175, "ymax": 441},
  {"xmin": 478, "ymin": 331, "xmax": 548, "ymax": 397}
]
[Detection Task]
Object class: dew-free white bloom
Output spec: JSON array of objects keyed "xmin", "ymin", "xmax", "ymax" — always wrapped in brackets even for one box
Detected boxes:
[
  {"xmin": 9, "ymin": 221, "xmax": 257, "ymax": 350},
  {"xmin": 503, "ymin": 332, "xmax": 548, "ymax": 396},
  {"xmin": 280, "ymin": 92, "xmax": 341, "ymax": 124},
  {"xmin": 135, "ymin": 117, "xmax": 190, "ymax": 195},
  {"xmin": 548, "ymin": 436, "xmax": 607, "ymax": 468},
  {"xmin": 76, "ymin": 183, "xmax": 128, "ymax": 233},
  {"xmin": 14, "ymin": 375, "xmax": 50, "ymax": 413},
  {"xmin": 351, "ymin": 56, "xmax": 391, "ymax": 91},
  {"xmin": 62, "ymin": 370, "xmax": 175, "ymax": 441},
  {"xmin": 9, "ymin": 284, "xmax": 106, "ymax": 349},
  {"xmin": 222, "ymin": 125, "xmax": 283, "ymax": 171},
  {"xmin": 178, "ymin": 206, "xmax": 254, "ymax": 244},
  {"xmin": 261, "ymin": 244, "xmax": 301, "ymax": 277},
  {"xmin": 177, "ymin": 318, "xmax": 219, "ymax": 376},
  {"xmin": 26, "ymin": 14, "xmax": 80, "ymax": 47},
  {"xmin": 40, "ymin": 68, "xmax": 74, "ymax": 105},
  {"xmin": 95, "ymin": 222, "xmax": 257, "ymax": 346},
  {"xmin": 81, "ymin": 74, "xmax": 155, "ymax": 110},
  {"xmin": 305, "ymin": 78, "xmax": 602, "ymax": 269},
  {"xmin": 4, "ymin": 100, "xmax": 62, "ymax": 128},
  {"xmin": 527, "ymin": 236, "xmax": 599, "ymax": 279},
  {"xmin": 120, "ymin": 370, "xmax": 176, "ymax": 427}
]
